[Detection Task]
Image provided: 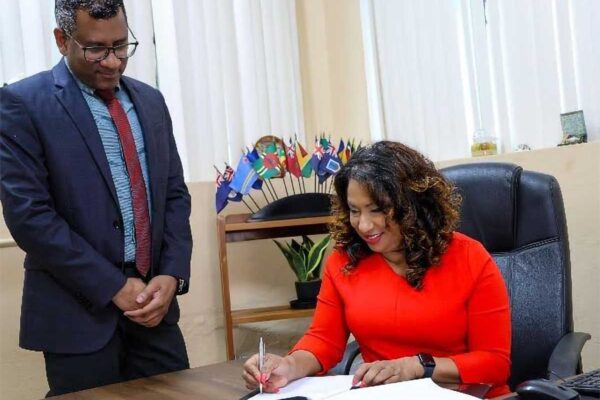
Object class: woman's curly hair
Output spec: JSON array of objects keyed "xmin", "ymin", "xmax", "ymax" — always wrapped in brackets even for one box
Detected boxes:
[{"xmin": 330, "ymin": 141, "xmax": 461, "ymax": 289}]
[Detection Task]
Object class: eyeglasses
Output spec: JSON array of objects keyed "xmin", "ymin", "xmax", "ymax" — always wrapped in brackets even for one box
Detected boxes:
[{"xmin": 65, "ymin": 28, "xmax": 139, "ymax": 63}]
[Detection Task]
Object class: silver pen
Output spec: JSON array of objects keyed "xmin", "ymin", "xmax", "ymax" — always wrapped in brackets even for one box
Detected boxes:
[{"xmin": 258, "ymin": 337, "xmax": 265, "ymax": 393}]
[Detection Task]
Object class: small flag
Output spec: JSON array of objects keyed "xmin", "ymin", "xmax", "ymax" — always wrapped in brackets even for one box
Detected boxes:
[
  {"xmin": 346, "ymin": 138, "xmax": 353, "ymax": 161},
  {"xmin": 246, "ymin": 147, "xmax": 260, "ymax": 163},
  {"xmin": 317, "ymin": 138, "xmax": 340, "ymax": 183},
  {"xmin": 326, "ymin": 138, "xmax": 336, "ymax": 156},
  {"xmin": 215, "ymin": 171, "xmax": 231, "ymax": 213},
  {"xmin": 230, "ymin": 154, "xmax": 259, "ymax": 195},
  {"xmin": 223, "ymin": 165, "xmax": 243, "ymax": 202},
  {"xmin": 338, "ymin": 139, "xmax": 347, "ymax": 165},
  {"xmin": 295, "ymin": 141, "xmax": 313, "ymax": 178},
  {"xmin": 253, "ymin": 142, "xmax": 282, "ymax": 180},
  {"xmin": 276, "ymin": 141, "xmax": 287, "ymax": 173},
  {"xmin": 311, "ymin": 136, "xmax": 324, "ymax": 172},
  {"xmin": 223, "ymin": 165, "xmax": 234, "ymax": 181},
  {"xmin": 324, "ymin": 156, "xmax": 341, "ymax": 174},
  {"xmin": 285, "ymin": 138, "xmax": 302, "ymax": 178},
  {"xmin": 246, "ymin": 148, "xmax": 264, "ymax": 190}
]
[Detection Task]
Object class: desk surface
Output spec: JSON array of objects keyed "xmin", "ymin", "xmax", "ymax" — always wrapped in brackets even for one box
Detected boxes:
[
  {"xmin": 47, "ymin": 361, "xmax": 598, "ymax": 400},
  {"xmin": 49, "ymin": 361, "xmax": 249, "ymax": 400}
]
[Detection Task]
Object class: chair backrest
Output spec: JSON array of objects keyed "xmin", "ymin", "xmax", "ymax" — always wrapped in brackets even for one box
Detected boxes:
[{"xmin": 441, "ymin": 162, "xmax": 573, "ymax": 388}]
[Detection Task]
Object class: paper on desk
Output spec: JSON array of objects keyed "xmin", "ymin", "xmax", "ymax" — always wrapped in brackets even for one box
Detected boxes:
[
  {"xmin": 251, "ymin": 376, "xmax": 478, "ymax": 400},
  {"xmin": 328, "ymin": 378, "xmax": 479, "ymax": 400},
  {"xmin": 250, "ymin": 375, "xmax": 353, "ymax": 399}
]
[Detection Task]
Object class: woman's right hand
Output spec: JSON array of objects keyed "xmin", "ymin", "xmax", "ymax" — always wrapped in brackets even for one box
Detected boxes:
[{"xmin": 242, "ymin": 353, "xmax": 293, "ymax": 393}]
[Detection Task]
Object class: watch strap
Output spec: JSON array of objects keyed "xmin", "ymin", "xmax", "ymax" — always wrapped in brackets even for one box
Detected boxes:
[
  {"xmin": 175, "ymin": 278, "xmax": 189, "ymax": 295},
  {"xmin": 417, "ymin": 353, "xmax": 436, "ymax": 378}
]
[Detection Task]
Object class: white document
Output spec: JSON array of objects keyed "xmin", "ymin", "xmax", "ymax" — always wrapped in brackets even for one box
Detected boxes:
[
  {"xmin": 251, "ymin": 376, "xmax": 479, "ymax": 400},
  {"xmin": 250, "ymin": 375, "xmax": 354, "ymax": 399},
  {"xmin": 328, "ymin": 378, "xmax": 479, "ymax": 400}
]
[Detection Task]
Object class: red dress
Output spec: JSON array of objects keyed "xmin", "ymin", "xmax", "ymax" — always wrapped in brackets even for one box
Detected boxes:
[{"xmin": 292, "ymin": 232, "xmax": 511, "ymax": 396}]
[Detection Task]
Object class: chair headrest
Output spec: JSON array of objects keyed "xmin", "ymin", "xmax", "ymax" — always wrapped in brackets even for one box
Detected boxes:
[{"xmin": 441, "ymin": 163, "xmax": 522, "ymax": 252}]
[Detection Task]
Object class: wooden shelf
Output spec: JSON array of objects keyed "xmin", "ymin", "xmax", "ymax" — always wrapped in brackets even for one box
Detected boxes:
[
  {"xmin": 217, "ymin": 213, "xmax": 331, "ymax": 360},
  {"xmin": 231, "ymin": 305, "xmax": 315, "ymax": 325},
  {"xmin": 220, "ymin": 213, "xmax": 333, "ymax": 243},
  {"xmin": 224, "ymin": 213, "xmax": 332, "ymax": 231}
]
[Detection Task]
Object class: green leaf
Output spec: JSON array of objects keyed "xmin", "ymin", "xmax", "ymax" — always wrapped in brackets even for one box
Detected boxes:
[
  {"xmin": 300, "ymin": 249, "xmax": 307, "ymax": 270},
  {"xmin": 290, "ymin": 248, "xmax": 307, "ymax": 281},
  {"xmin": 302, "ymin": 235, "xmax": 315, "ymax": 249},
  {"xmin": 291, "ymin": 239, "xmax": 302, "ymax": 253},
  {"xmin": 273, "ymin": 239, "xmax": 298, "ymax": 279},
  {"xmin": 305, "ymin": 235, "xmax": 331, "ymax": 280},
  {"xmin": 272, "ymin": 239, "xmax": 291, "ymax": 260},
  {"xmin": 274, "ymin": 235, "xmax": 332, "ymax": 282}
]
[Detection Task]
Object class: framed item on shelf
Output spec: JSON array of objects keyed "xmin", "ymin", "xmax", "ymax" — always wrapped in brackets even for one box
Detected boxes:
[{"xmin": 560, "ymin": 110, "xmax": 587, "ymax": 145}]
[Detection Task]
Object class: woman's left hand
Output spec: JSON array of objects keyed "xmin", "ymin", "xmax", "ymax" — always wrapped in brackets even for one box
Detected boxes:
[{"xmin": 352, "ymin": 356, "xmax": 424, "ymax": 387}]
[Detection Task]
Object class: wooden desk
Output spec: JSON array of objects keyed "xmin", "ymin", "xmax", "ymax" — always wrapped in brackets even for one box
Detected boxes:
[
  {"xmin": 46, "ymin": 360, "xmax": 548, "ymax": 400},
  {"xmin": 48, "ymin": 361, "xmax": 248, "ymax": 400}
]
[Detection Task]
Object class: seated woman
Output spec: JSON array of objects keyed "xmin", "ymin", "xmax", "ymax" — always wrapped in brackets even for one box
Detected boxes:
[{"xmin": 243, "ymin": 141, "xmax": 511, "ymax": 397}]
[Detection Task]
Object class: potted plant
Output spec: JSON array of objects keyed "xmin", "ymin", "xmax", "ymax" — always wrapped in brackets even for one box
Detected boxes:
[{"xmin": 273, "ymin": 235, "xmax": 331, "ymax": 308}]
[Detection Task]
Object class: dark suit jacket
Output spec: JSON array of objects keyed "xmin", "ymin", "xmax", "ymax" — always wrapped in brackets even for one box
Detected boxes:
[{"xmin": 0, "ymin": 59, "xmax": 192, "ymax": 354}]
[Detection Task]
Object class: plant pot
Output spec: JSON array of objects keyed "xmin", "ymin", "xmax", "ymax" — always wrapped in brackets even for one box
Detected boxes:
[{"xmin": 290, "ymin": 279, "xmax": 322, "ymax": 309}]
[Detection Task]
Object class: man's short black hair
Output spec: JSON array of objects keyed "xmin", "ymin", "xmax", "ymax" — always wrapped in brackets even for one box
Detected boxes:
[{"xmin": 55, "ymin": 0, "xmax": 127, "ymax": 35}]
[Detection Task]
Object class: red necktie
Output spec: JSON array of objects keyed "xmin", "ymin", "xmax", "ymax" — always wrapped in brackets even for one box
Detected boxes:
[{"xmin": 97, "ymin": 89, "xmax": 151, "ymax": 277}]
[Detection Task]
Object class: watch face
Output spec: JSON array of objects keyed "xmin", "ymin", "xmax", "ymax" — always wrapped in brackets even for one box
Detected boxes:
[
  {"xmin": 418, "ymin": 353, "xmax": 435, "ymax": 367},
  {"xmin": 177, "ymin": 278, "xmax": 188, "ymax": 294}
]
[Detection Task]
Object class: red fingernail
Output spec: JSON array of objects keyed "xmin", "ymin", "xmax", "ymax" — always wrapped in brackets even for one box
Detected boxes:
[{"xmin": 260, "ymin": 373, "xmax": 267, "ymax": 383}]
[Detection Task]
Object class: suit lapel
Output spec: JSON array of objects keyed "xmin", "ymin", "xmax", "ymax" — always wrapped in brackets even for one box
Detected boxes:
[
  {"xmin": 121, "ymin": 78, "xmax": 158, "ymax": 210},
  {"xmin": 52, "ymin": 60, "xmax": 119, "ymax": 207}
]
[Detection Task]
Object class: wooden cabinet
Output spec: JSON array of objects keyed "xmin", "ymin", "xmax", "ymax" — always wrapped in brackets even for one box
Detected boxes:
[{"xmin": 217, "ymin": 213, "xmax": 332, "ymax": 360}]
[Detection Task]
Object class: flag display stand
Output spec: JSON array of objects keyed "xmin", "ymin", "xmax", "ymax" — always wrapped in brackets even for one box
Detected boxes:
[
  {"xmin": 247, "ymin": 193, "xmax": 332, "ymax": 222},
  {"xmin": 216, "ymin": 135, "xmax": 361, "ymax": 215}
]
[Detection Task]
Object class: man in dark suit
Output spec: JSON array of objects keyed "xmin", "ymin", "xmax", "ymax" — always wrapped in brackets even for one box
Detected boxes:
[{"xmin": 0, "ymin": 0, "xmax": 192, "ymax": 396}]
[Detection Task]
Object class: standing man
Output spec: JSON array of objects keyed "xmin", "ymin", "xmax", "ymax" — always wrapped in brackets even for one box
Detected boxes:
[{"xmin": 0, "ymin": 0, "xmax": 192, "ymax": 396}]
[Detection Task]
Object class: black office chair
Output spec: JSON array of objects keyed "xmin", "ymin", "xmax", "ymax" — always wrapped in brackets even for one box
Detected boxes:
[{"xmin": 332, "ymin": 162, "xmax": 590, "ymax": 389}]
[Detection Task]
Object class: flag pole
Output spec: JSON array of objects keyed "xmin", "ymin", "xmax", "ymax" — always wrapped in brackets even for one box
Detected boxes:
[
  {"xmin": 288, "ymin": 173, "xmax": 296, "ymax": 195},
  {"xmin": 255, "ymin": 177, "xmax": 272, "ymax": 204},
  {"xmin": 260, "ymin": 187, "xmax": 271, "ymax": 204},
  {"xmin": 267, "ymin": 180, "xmax": 279, "ymax": 200},
  {"xmin": 247, "ymin": 193, "xmax": 261, "ymax": 210},
  {"xmin": 241, "ymin": 198, "xmax": 255, "ymax": 213},
  {"xmin": 264, "ymin": 180, "xmax": 277, "ymax": 201},
  {"xmin": 284, "ymin": 137, "xmax": 295, "ymax": 196},
  {"xmin": 281, "ymin": 177, "xmax": 290, "ymax": 197},
  {"xmin": 264, "ymin": 182, "xmax": 274, "ymax": 201}
]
